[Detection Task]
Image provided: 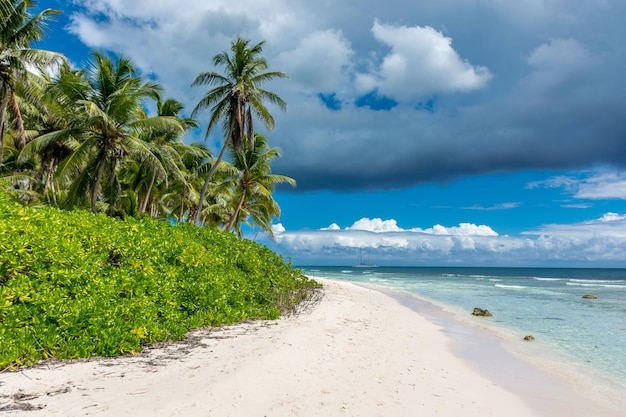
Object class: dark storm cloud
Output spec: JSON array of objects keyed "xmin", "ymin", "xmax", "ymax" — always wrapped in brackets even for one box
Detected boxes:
[
  {"xmin": 269, "ymin": 22, "xmax": 626, "ymax": 191},
  {"xmin": 67, "ymin": 0, "xmax": 626, "ymax": 192}
]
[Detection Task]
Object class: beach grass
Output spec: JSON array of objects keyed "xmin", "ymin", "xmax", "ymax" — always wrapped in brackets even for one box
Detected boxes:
[{"xmin": 0, "ymin": 193, "xmax": 320, "ymax": 369}]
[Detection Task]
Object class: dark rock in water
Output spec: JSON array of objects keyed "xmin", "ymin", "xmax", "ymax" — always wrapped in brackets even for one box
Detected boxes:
[
  {"xmin": 472, "ymin": 307, "xmax": 492, "ymax": 317},
  {"xmin": 582, "ymin": 294, "xmax": 598, "ymax": 299},
  {"xmin": 523, "ymin": 335, "xmax": 535, "ymax": 341}
]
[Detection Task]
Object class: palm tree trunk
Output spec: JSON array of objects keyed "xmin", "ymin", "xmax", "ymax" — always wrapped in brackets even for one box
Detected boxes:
[
  {"xmin": 92, "ymin": 151, "xmax": 107, "ymax": 214},
  {"xmin": 0, "ymin": 92, "xmax": 8, "ymax": 166},
  {"xmin": 43, "ymin": 158, "xmax": 55, "ymax": 203},
  {"xmin": 140, "ymin": 169, "xmax": 157, "ymax": 213},
  {"xmin": 179, "ymin": 193, "xmax": 185, "ymax": 221},
  {"xmin": 49, "ymin": 163, "xmax": 58, "ymax": 207},
  {"xmin": 193, "ymin": 136, "xmax": 231, "ymax": 225},
  {"xmin": 10, "ymin": 91, "xmax": 26, "ymax": 150},
  {"xmin": 224, "ymin": 189, "xmax": 247, "ymax": 231}
]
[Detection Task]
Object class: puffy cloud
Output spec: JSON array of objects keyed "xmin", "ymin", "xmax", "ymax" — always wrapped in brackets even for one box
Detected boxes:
[
  {"xmin": 347, "ymin": 218, "xmax": 402, "ymax": 232},
  {"xmin": 271, "ymin": 223, "xmax": 286, "ymax": 234},
  {"xmin": 357, "ymin": 22, "xmax": 492, "ymax": 101}
]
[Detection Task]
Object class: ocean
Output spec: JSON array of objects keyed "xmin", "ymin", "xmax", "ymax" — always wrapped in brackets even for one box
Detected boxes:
[{"xmin": 300, "ymin": 266, "xmax": 626, "ymax": 401}]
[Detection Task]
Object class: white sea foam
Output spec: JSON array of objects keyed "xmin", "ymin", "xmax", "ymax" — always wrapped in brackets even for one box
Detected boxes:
[
  {"xmin": 566, "ymin": 282, "xmax": 626, "ymax": 288},
  {"xmin": 534, "ymin": 277, "xmax": 565, "ymax": 281},
  {"xmin": 494, "ymin": 284, "xmax": 526, "ymax": 289}
]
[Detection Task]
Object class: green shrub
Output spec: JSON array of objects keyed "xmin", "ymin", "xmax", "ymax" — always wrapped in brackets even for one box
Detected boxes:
[{"xmin": 0, "ymin": 193, "xmax": 320, "ymax": 368}]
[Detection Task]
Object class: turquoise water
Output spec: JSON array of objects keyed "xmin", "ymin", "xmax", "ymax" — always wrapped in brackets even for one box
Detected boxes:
[{"xmin": 301, "ymin": 266, "xmax": 626, "ymax": 391}]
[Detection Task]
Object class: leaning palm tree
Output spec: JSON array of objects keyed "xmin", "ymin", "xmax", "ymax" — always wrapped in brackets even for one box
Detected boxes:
[
  {"xmin": 55, "ymin": 52, "xmax": 184, "ymax": 214},
  {"xmin": 191, "ymin": 37, "xmax": 288, "ymax": 225},
  {"xmin": 223, "ymin": 133, "xmax": 295, "ymax": 236},
  {"xmin": 0, "ymin": 1, "xmax": 64, "ymax": 165}
]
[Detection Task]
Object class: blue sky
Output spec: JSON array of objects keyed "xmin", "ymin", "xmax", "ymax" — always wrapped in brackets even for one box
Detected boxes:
[{"xmin": 34, "ymin": 0, "xmax": 626, "ymax": 266}]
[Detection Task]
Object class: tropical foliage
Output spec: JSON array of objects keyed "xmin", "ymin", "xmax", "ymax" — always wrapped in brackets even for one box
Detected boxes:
[
  {"xmin": 191, "ymin": 37, "xmax": 289, "ymax": 224},
  {"xmin": 1, "ymin": 2, "xmax": 293, "ymax": 236},
  {"xmin": 0, "ymin": 193, "xmax": 320, "ymax": 368},
  {"xmin": 1, "ymin": 1, "xmax": 64, "ymax": 159},
  {"xmin": 224, "ymin": 134, "xmax": 295, "ymax": 238},
  {"xmin": 0, "ymin": 3, "xmax": 314, "ymax": 371}
]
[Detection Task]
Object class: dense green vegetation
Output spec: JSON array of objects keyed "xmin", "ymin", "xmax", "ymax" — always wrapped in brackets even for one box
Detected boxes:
[
  {"xmin": 1, "ymin": 2, "xmax": 293, "ymax": 236},
  {"xmin": 0, "ymin": 193, "xmax": 320, "ymax": 369},
  {"xmin": 0, "ymin": 2, "xmax": 315, "ymax": 370}
]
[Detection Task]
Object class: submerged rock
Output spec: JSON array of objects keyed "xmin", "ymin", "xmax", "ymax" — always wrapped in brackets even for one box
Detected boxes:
[
  {"xmin": 582, "ymin": 294, "xmax": 598, "ymax": 299},
  {"xmin": 472, "ymin": 307, "xmax": 492, "ymax": 317},
  {"xmin": 523, "ymin": 335, "xmax": 535, "ymax": 341}
]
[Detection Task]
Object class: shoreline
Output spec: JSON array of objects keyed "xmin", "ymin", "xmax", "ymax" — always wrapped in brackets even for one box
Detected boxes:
[
  {"xmin": 364, "ymin": 281, "xmax": 625, "ymax": 416},
  {"xmin": 0, "ymin": 277, "xmax": 622, "ymax": 416}
]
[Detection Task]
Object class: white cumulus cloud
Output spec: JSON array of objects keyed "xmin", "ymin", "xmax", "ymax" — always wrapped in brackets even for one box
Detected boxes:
[
  {"xmin": 271, "ymin": 223, "xmax": 286, "ymax": 234},
  {"xmin": 356, "ymin": 21, "xmax": 493, "ymax": 102},
  {"xmin": 267, "ymin": 214, "xmax": 626, "ymax": 266},
  {"xmin": 347, "ymin": 218, "xmax": 402, "ymax": 232}
]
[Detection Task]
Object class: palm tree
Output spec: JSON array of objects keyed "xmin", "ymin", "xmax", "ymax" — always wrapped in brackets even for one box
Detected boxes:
[
  {"xmin": 136, "ymin": 95, "xmax": 199, "ymax": 215},
  {"xmin": 223, "ymin": 134, "xmax": 295, "ymax": 237},
  {"xmin": 17, "ymin": 63, "xmax": 84, "ymax": 205},
  {"xmin": 55, "ymin": 52, "xmax": 183, "ymax": 214},
  {"xmin": 159, "ymin": 142, "xmax": 213, "ymax": 222},
  {"xmin": 191, "ymin": 37, "xmax": 288, "ymax": 225},
  {"xmin": 0, "ymin": 1, "xmax": 64, "ymax": 165}
]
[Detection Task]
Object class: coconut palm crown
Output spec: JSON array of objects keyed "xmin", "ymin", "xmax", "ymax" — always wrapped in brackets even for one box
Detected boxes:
[
  {"xmin": 1, "ymin": 1, "xmax": 64, "ymax": 161},
  {"xmin": 191, "ymin": 37, "xmax": 288, "ymax": 225}
]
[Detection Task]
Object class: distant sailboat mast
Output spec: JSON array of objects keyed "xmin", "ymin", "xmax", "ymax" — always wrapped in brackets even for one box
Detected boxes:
[{"xmin": 354, "ymin": 247, "xmax": 377, "ymax": 268}]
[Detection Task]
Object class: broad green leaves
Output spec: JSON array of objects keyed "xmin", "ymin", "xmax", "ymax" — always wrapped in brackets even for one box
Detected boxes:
[{"xmin": 0, "ymin": 193, "xmax": 319, "ymax": 369}]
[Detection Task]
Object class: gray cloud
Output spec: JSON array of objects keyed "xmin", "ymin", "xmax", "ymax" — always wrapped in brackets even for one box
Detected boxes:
[{"xmin": 65, "ymin": 0, "xmax": 626, "ymax": 192}]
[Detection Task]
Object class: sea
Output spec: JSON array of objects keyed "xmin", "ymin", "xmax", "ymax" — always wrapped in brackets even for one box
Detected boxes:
[{"xmin": 300, "ymin": 266, "xmax": 626, "ymax": 402}]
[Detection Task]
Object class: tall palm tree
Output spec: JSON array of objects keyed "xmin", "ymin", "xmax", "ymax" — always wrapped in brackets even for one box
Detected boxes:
[
  {"xmin": 55, "ymin": 52, "xmax": 183, "ymax": 214},
  {"xmin": 0, "ymin": 1, "xmax": 64, "ymax": 165},
  {"xmin": 191, "ymin": 37, "xmax": 288, "ymax": 225},
  {"xmin": 223, "ymin": 134, "xmax": 295, "ymax": 237}
]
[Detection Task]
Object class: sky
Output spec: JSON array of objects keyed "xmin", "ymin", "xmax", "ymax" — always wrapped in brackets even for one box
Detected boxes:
[{"xmin": 33, "ymin": 0, "xmax": 626, "ymax": 267}]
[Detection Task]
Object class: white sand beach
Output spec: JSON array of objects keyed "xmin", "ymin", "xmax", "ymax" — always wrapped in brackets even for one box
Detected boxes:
[{"xmin": 0, "ymin": 278, "xmax": 622, "ymax": 416}]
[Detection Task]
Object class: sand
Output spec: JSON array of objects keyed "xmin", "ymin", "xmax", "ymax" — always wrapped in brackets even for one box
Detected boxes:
[{"xmin": 0, "ymin": 278, "xmax": 622, "ymax": 416}]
